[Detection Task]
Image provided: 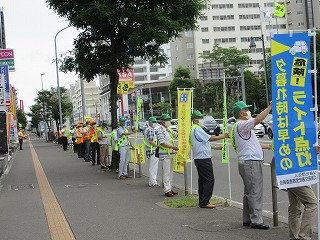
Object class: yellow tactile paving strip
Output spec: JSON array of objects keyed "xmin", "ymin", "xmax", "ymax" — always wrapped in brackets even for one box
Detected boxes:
[{"xmin": 29, "ymin": 141, "xmax": 76, "ymax": 240}]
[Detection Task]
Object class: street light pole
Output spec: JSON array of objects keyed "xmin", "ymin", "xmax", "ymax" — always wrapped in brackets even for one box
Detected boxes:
[
  {"xmin": 250, "ymin": 36, "xmax": 269, "ymax": 106},
  {"xmin": 55, "ymin": 25, "xmax": 72, "ymax": 127},
  {"xmin": 41, "ymin": 73, "xmax": 45, "ymax": 90}
]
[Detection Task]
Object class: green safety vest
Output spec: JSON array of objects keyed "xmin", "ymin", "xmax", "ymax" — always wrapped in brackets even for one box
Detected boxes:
[
  {"xmin": 230, "ymin": 122, "xmax": 240, "ymax": 153},
  {"xmin": 189, "ymin": 124, "xmax": 202, "ymax": 144},
  {"xmin": 110, "ymin": 131, "xmax": 116, "ymax": 145},
  {"xmin": 143, "ymin": 127, "xmax": 157, "ymax": 152},
  {"xmin": 114, "ymin": 129, "xmax": 129, "ymax": 151},
  {"xmin": 158, "ymin": 127, "xmax": 174, "ymax": 155}
]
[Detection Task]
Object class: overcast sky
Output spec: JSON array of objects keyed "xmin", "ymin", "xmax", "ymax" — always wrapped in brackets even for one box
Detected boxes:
[{"xmin": 1, "ymin": 0, "xmax": 81, "ymax": 113}]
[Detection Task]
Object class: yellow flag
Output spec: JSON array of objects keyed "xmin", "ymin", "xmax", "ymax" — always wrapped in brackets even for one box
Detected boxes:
[
  {"xmin": 174, "ymin": 89, "xmax": 192, "ymax": 172},
  {"xmin": 274, "ymin": 2, "xmax": 285, "ymax": 17}
]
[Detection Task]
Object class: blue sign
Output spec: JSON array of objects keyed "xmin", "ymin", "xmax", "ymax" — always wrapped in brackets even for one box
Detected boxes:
[
  {"xmin": 0, "ymin": 65, "xmax": 10, "ymax": 106},
  {"xmin": 271, "ymin": 33, "xmax": 318, "ymax": 189}
]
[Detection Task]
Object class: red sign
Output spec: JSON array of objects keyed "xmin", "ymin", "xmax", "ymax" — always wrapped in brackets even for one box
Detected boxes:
[
  {"xmin": 0, "ymin": 49, "xmax": 14, "ymax": 59},
  {"xmin": 117, "ymin": 68, "xmax": 134, "ymax": 82}
]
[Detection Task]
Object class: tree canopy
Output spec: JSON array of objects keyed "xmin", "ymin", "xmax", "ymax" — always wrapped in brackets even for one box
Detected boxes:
[{"xmin": 46, "ymin": 0, "xmax": 206, "ymax": 128}]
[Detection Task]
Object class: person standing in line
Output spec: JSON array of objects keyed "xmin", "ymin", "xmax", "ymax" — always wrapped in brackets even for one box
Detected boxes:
[
  {"xmin": 70, "ymin": 124, "xmax": 77, "ymax": 153},
  {"xmin": 18, "ymin": 127, "xmax": 26, "ymax": 150},
  {"xmin": 99, "ymin": 122, "xmax": 110, "ymax": 170},
  {"xmin": 89, "ymin": 120, "xmax": 100, "ymax": 165},
  {"xmin": 110, "ymin": 124, "xmax": 119, "ymax": 171},
  {"xmin": 61, "ymin": 125, "xmax": 69, "ymax": 151},
  {"xmin": 115, "ymin": 116, "xmax": 136, "ymax": 180},
  {"xmin": 75, "ymin": 122, "xmax": 84, "ymax": 158},
  {"xmin": 83, "ymin": 121, "xmax": 92, "ymax": 162},
  {"xmin": 190, "ymin": 110, "xmax": 229, "ymax": 208},
  {"xmin": 231, "ymin": 101, "xmax": 272, "ymax": 230},
  {"xmin": 157, "ymin": 113, "xmax": 179, "ymax": 197},
  {"xmin": 143, "ymin": 116, "xmax": 159, "ymax": 187}
]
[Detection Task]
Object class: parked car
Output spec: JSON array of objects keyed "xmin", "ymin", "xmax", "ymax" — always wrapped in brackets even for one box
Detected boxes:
[
  {"xmin": 227, "ymin": 116, "xmax": 265, "ymax": 138},
  {"xmin": 215, "ymin": 118, "xmax": 223, "ymax": 134},
  {"xmin": 168, "ymin": 119, "xmax": 178, "ymax": 132},
  {"xmin": 199, "ymin": 116, "xmax": 220, "ymax": 136},
  {"xmin": 267, "ymin": 116, "xmax": 273, "ymax": 139},
  {"xmin": 138, "ymin": 121, "xmax": 148, "ymax": 132},
  {"xmin": 253, "ymin": 113, "xmax": 272, "ymax": 134}
]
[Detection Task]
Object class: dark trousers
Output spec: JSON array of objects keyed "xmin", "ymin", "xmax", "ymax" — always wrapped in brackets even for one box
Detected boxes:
[
  {"xmin": 111, "ymin": 150, "xmax": 120, "ymax": 170},
  {"xmin": 194, "ymin": 158, "xmax": 215, "ymax": 207},
  {"xmin": 72, "ymin": 138, "xmax": 77, "ymax": 153},
  {"xmin": 19, "ymin": 138, "xmax": 23, "ymax": 150},
  {"xmin": 62, "ymin": 136, "xmax": 68, "ymax": 150},
  {"xmin": 91, "ymin": 142, "xmax": 100, "ymax": 164},
  {"xmin": 77, "ymin": 143, "xmax": 83, "ymax": 158}
]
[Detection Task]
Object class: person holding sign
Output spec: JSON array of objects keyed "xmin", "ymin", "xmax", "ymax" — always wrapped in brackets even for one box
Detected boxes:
[
  {"xmin": 116, "ymin": 116, "xmax": 136, "ymax": 180},
  {"xmin": 231, "ymin": 101, "xmax": 272, "ymax": 230},
  {"xmin": 157, "ymin": 113, "xmax": 179, "ymax": 197},
  {"xmin": 143, "ymin": 116, "xmax": 159, "ymax": 187},
  {"xmin": 190, "ymin": 110, "xmax": 229, "ymax": 209}
]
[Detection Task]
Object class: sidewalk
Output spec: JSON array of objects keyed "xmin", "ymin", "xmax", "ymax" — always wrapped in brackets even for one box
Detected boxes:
[{"xmin": 0, "ymin": 135, "xmax": 315, "ymax": 240}]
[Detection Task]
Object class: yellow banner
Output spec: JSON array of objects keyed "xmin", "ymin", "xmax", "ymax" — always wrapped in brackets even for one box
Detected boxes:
[
  {"xmin": 274, "ymin": 2, "xmax": 286, "ymax": 17},
  {"xmin": 174, "ymin": 155, "xmax": 185, "ymax": 172},
  {"xmin": 174, "ymin": 90, "xmax": 192, "ymax": 172},
  {"xmin": 222, "ymin": 76, "xmax": 228, "ymax": 163},
  {"xmin": 131, "ymin": 144, "xmax": 145, "ymax": 164},
  {"xmin": 117, "ymin": 81, "xmax": 135, "ymax": 94}
]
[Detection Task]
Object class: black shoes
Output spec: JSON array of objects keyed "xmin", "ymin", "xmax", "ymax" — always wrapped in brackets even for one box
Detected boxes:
[
  {"xmin": 243, "ymin": 222, "xmax": 251, "ymax": 226},
  {"xmin": 250, "ymin": 223, "xmax": 269, "ymax": 230}
]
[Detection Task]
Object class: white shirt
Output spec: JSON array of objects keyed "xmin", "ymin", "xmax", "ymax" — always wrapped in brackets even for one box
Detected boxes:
[
  {"xmin": 234, "ymin": 118, "xmax": 263, "ymax": 161},
  {"xmin": 190, "ymin": 125, "xmax": 211, "ymax": 159}
]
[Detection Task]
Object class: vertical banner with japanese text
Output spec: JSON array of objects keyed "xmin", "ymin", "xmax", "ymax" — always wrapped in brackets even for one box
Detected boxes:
[
  {"xmin": 174, "ymin": 89, "xmax": 192, "ymax": 172},
  {"xmin": 271, "ymin": 33, "xmax": 318, "ymax": 189}
]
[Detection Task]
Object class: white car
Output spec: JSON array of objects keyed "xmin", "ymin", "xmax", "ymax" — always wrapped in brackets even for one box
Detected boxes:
[
  {"xmin": 168, "ymin": 119, "xmax": 178, "ymax": 132},
  {"xmin": 289, "ymin": 41, "xmax": 308, "ymax": 55}
]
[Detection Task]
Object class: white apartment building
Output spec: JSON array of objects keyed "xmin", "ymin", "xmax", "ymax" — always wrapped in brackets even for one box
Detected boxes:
[
  {"xmin": 171, "ymin": 0, "xmax": 289, "ymax": 79},
  {"xmin": 70, "ymin": 79, "xmax": 101, "ymax": 124}
]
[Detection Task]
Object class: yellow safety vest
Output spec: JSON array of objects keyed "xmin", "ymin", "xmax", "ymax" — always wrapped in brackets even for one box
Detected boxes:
[
  {"xmin": 143, "ymin": 127, "xmax": 157, "ymax": 152},
  {"xmin": 230, "ymin": 122, "xmax": 240, "ymax": 153},
  {"xmin": 114, "ymin": 129, "xmax": 129, "ymax": 151},
  {"xmin": 159, "ymin": 127, "xmax": 174, "ymax": 155}
]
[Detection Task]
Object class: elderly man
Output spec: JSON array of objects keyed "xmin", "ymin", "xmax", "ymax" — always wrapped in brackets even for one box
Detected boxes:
[
  {"xmin": 190, "ymin": 110, "xmax": 229, "ymax": 208},
  {"xmin": 231, "ymin": 101, "xmax": 272, "ymax": 230},
  {"xmin": 143, "ymin": 116, "xmax": 159, "ymax": 187},
  {"xmin": 116, "ymin": 116, "xmax": 137, "ymax": 179},
  {"xmin": 157, "ymin": 113, "xmax": 179, "ymax": 197}
]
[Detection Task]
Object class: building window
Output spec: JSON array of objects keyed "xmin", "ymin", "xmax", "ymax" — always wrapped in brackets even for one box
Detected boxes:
[
  {"xmin": 296, "ymin": 0, "xmax": 302, "ymax": 3},
  {"xmin": 297, "ymin": 11, "xmax": 303, "ymax": 15},
  {"xmin": 213, "ymin": 26, "xmax": 235, "ymax": 31},
  {"xmin": 264, "ymin": 2, "xmax": 274, "ymax": 7},
  {"xmin": 212, "ymin": 4, "xmax": 233, "ymax": 9},
  {"xmin": 185, "ymin": 31, "xmax": 193, "ymax": 37},
  {"xmin": 240, "ymin": 25, "xmax": 261, "ymax": 31},
  {"xmin": 202, "ymin": 50, "xmax": 210, "ymax": 55},
  {"xmin": 186, "ymin": 42, "xmax": 194, "ymax": 48},
  {"xmin": 202, "ymin": 39, "xmax": 210, "ymax": 44},
  {"xmin": 201, "ymin": 27, "xmax": 209, "ymax": 32},
  {"xmin": 238, "ymin": 3, "xmax": 259, "ymax": 8},
  {"xmin": 187, "ymin": 65, "xmax": 195, "ymax": 70},
  {"xmin": 187, "ymin": 54, "xmax": 194, "ymax": 60},
  {"xmin": 239, "ymin": 14, "xmax": 260, "ymax": 19},
  {"xmin": 213, "ymin": 15, "xmax": 234, "ymax": 20},
  {"xmin": 199, "ymin": 16, "xmax": 208, "ymax": 21},
  {"xmin": 298, "ymin": 22, "xmax": 305, "ymax": 26}
]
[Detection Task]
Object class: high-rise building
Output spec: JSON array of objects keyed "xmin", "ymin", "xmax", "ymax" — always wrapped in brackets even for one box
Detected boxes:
[
  {"xmin": 285, "ymin": 0, "xmax": 320, "ymax": 30},
  {"xmin": 0, "ymin": 7, "xmax": 6, "ymax": 49},
  {"xmin": 170, "ymin": 0, "xmax": 319, "ymax": 80}
]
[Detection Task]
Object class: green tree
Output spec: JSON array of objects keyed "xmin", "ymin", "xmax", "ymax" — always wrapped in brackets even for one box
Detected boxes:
[
  {"xmin": 152, "ymin": 102, "xmax": 171, "ymax": 116},
  {"xmin": 16, "ymin": 109, "xmax": 27, "ymax": 128},
  {"xmin": 46, "ymin": 0, "xmax": 205, "ymax": 128}
]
